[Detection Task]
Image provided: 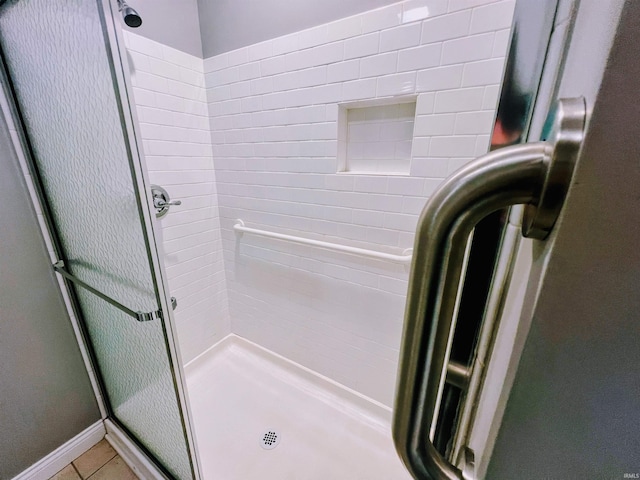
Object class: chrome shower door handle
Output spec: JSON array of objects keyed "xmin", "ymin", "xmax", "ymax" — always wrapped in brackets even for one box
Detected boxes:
[{"xmin": 392, "ymin": 98, "xmax": 585, "ymax": 480}]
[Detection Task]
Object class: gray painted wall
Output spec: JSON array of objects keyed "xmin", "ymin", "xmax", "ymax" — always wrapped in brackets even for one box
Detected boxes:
[
  {"xmin": 487, "ymin": 0, "xmax": 640, "ymax": 477},
  {"xmin": 197, "ymin": 0, "xmax": 401, "ymax": 57},
  {"xmin": 119, "ymin": 0, "xmax": 401, "ymax": 58},
  {"xmin": 0, "ymin": 116, "xmax": 100, "ymax": 478},
  {"xmin": 120, "ymin": 0, "xmax": 203, "ymax": 57}
]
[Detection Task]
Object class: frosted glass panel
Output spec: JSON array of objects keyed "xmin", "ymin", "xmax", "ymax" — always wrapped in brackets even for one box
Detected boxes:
[
  {"xmin": 0, "ymin": 1, "xmax": 191, "ymax": 478},
  {"xmin": 0, "ymin": 1, "xmax": 154, "ymax": 311},
  {"xmin": 77, "ymin": 293, "xmax": 189, "ymax": 474}
]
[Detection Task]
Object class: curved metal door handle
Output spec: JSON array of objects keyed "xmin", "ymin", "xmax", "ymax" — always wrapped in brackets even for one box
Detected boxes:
[{"xmin": 392, "ymin": 98, "xmax": 585, "ymax": 480}]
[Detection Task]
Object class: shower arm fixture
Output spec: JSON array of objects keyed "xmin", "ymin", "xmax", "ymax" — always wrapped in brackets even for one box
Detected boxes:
[{"xmin": 116, "ymin": 0, "xmax": 142, "ymax": 28}]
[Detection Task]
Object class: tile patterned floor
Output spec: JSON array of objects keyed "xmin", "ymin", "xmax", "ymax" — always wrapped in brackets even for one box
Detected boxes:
[{"xmin": 48, "ymin": 439, "xmax": 138, "ymax": 480}]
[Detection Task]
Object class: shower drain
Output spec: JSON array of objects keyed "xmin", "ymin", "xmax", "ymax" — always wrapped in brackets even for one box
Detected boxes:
[{"xmin": 260, "ymin": 430, "xmax": 281, "ymax": 450}]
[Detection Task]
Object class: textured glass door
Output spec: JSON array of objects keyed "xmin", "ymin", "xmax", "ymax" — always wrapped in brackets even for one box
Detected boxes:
[{"xmin": 0, "ymin": 1, "xmax": 196, "ymax": 478}]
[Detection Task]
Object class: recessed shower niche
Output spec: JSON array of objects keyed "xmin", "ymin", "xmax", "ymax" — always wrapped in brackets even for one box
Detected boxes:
[{"xmin": 338, "ymin": 99, "xmax": 417, "ymax": 175}]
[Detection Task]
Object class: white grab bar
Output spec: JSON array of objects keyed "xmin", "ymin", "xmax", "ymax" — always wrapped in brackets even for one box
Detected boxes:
[{"xmin": 233, "ymin": 219, "xmax": 413, "ymax": 264}]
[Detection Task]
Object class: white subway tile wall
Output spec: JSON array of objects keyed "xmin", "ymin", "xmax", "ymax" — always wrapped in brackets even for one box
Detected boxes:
[
  {"xmin": 124, "ymin": 31, "xmax": 230, "ymax": 363},
  {"xmin": 205, "ymin": 0, "xmax": 514, "ymax": 405}
]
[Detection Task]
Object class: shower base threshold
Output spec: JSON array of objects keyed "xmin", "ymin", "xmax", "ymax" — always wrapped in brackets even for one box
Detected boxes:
[{"xmin": 184, "ymin": 334, "xmax": 411, "ymax": 479}]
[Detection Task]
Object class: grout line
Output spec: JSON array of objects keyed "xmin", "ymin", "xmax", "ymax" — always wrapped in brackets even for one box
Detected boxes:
[
  {"xmin": 93, "ymin": 452, "xmax": 118, "ymax": 479},
  {"xmin": 70, "ymin": 462, "xmax": 82, "ymax": 479},
  {"xmin": 84, "ymin": 455, "xmax": 118, "ymax": 480}
]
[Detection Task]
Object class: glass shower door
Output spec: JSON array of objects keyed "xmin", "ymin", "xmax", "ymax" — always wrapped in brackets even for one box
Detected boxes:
[{"xmin": 0, "ymin": 1, "xmax": 197, "ymax": 478}]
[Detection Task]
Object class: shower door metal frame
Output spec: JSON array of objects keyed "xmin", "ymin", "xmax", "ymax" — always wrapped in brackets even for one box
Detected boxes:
[
  {"xmin": 0, "ymin": 33, "xmax": 112, "ymax": 420},
  {"xmin": 0, "ymin": 0, "xmax": 203, "ymax": 478},
  {"xmin": 96, "ymin": 0, "xmax": 204, "ymax": 476},
  {"xmin": 0, "ymin": 64, "xmax": 178, "ymax": 480}
]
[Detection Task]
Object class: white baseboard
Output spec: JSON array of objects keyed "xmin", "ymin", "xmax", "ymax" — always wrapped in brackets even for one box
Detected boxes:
[
  {"xmin": 104, "ymin": 419, "xmax": 167, "ymax": 480},
  {"xmin": 11, "ymin": 421, "xmax": 105, "ymax": 480}
]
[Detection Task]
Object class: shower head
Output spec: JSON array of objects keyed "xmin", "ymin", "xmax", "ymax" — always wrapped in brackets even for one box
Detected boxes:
[{"xmin": 117, "ymin": 0, "xmax": 142, "ymax": 28}]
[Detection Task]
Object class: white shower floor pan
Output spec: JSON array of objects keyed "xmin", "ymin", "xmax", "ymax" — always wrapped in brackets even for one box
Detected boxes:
[{"xmin": 185, "ymin": 334, "xmax": 412, "ymax": 480}]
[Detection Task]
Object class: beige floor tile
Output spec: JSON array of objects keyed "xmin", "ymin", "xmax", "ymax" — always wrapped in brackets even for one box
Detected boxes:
[
  {"xmin": 49, "ymin": 464, "xmax": 81, "ymax": 480},
  {"xmin": 87, "ymin": 457, "xmax": 137, "ymax": 480},
  {"xmin": 72, "ymin": 439, "xmax": 117, "ymax": 479}
]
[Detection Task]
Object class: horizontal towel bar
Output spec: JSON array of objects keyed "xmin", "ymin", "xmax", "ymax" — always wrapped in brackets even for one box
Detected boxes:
[
  {"xmin": 53, "ymin": 261, "xmax": 161, "ymax": 322},
  {"xmin": 233, "ymin": 219, "xmax": 413, "ymax": 264}
]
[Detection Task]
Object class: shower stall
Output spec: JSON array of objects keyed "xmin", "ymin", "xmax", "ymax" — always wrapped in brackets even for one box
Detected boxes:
[{"xmin": 1, "ymin": 0, "xmax": 616, "ymax": 479}]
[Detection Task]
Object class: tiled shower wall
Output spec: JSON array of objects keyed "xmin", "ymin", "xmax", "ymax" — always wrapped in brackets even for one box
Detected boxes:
[
  {"xmin": 123, "ymin": 31, "xmax": 230, "ymax": 362},
  {"xmin": 205, "ymin": 0, "xmax": 514, "ymax": 405}
]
